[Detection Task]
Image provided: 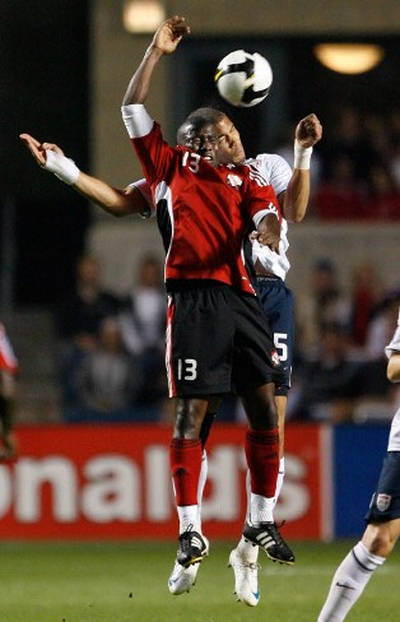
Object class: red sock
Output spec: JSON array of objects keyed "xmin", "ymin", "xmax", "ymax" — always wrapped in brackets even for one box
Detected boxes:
[
  {"xmin": 245, "ymin": 428, "xmax": 279, "ymax": 498},
  {"xmin": 169, "ymin": 438, "xmax": 202, "ymax": 506}
]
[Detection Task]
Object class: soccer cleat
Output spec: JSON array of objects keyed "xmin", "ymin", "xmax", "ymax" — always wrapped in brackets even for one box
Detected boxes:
[
  {"xmin": 243, "ymin": 521, "xmax": 295, "ymax": 565},
  {"xmin": 228, "ymin": 548, "xmax": 260, "ymax": 607},
  {"xmin": 176, "ymin": 528, "xmax": 209, "ymax": 568},
  {"xmin": 167, "ymin": 559, "xmax": 200, "ymax": 595}
]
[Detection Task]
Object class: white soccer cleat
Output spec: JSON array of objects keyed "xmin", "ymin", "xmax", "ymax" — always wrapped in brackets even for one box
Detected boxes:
[
  {"xmin": 167, "ymin": 559, "xmax": 201, "ymax": 595},
  {"xmin": 228, "ymin": 548, "xmax": 260, "ymax": 607}
]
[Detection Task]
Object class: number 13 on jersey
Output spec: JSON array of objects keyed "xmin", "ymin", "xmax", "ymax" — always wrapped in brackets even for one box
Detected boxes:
[{"xmin": 177, "ymin": 358, "xmax": 198, "ymax": 380}]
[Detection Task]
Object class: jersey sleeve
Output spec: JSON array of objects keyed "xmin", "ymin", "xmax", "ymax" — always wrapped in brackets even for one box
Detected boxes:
[
  {"xmin": 121, "ymin": 104, "xmax": 176, "ymax": 185},
  {"xmin": 242, "ymin": 175, "xmax": 282, "ymax": 227},
  {"xmin": 128, "ymin": 178, "xmax": 155, "ymax": 219},
  {"xmin": 261, "ymin": 153, "xmax": 292, "ymax": 196},
  {"xmin": 385, "ymin": 322, "xmax": 400, "ymax": 359}
]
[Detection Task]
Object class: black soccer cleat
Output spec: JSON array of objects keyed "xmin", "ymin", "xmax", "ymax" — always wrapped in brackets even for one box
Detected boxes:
[
  {"xmin": 243, "ymin": 521, "xmax": 295, "ymax": 565},
  {"xmin": 176, "ymin": 527, "xmax": 209, "ymax": 568}
]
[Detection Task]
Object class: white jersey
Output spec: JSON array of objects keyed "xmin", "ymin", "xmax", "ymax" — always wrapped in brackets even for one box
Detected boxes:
[
  {"xmin": 245, "ymin": 154, "xmax": 292, "ymax": 281},
  {"xmin": 385, "ymin": 324, "xmax": 400, "ymax": 451}
]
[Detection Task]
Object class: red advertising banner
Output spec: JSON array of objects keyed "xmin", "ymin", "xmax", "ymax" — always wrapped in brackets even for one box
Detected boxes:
[{"xmin": 0, "ymin": 424, "xmax": 332, "ymax": 540}]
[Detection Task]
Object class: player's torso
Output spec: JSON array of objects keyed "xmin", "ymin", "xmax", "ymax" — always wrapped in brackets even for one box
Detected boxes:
[
  {"xmin": 153, "ymin": 151, "xmax": 255, "ymax": 291},
  {"xmin": 245, "ymin": 154, "xmax": 291, "ymax": 281}
]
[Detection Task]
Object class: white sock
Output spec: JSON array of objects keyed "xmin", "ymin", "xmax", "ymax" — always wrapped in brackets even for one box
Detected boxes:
[
  {"xmin": 196, "ymin": 450, "xmax": 208, "ymax": 525},
  {"xmin": 273, "ymin": 457, "xmax": 285, "ymax": 509},
  {"xmin": 236, "ymin": 534, "xmax": 259, "ymax": 563},
  {"xmin": 318, "ymin": 541, "xmax": 385, "ymax": 621},
  {"xmin": 236, "ymin": 470, "xmax": 260, "ymax": 561},
  {"xmin": 177, "ymin": 505, "xmax": 200, "ymax": 535},
  {"xmin": 250, "ymin": 493, "xmax": 274, "ymax": 524}
]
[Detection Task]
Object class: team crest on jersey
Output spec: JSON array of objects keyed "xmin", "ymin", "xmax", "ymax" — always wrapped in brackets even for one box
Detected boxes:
[
  {"xmin": 226, "ymin": 173, "xmax": 243, "ymax": 188},
  {"xmin": 271, "ymin": 349, "xmax": 280, "ymax": 367},
  {"xmin": 376, "ymin": 493, "xmax": 391, "ymax": 512}
]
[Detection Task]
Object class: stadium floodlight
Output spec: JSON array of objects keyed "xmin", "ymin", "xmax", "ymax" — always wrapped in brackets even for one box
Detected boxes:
[
  {"xmin": 313, "ymin": 43, "xmax": 384, "ymax": 74},
  {"xmin": 123, "ymin": 0, "xmax": 166, "ymax": 33}
]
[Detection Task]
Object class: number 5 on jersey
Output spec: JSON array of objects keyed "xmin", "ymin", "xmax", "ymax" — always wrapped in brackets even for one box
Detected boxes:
[
  {"xmin": 274, "ymin": 333, "xmax": 288, "ymax": 362},
  {"xmin": 178, "ymin": 358, "xmax": 198, "ymax": 380}
]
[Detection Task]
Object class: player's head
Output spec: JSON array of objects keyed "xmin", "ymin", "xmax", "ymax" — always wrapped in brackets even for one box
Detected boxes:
[
  {"xmin": 177, "ymin": 107, "xmax": 246, "ymax": 166},
  {"xmin": 177, "ymin": 112, "xmax": 220, "ymax": 165}
]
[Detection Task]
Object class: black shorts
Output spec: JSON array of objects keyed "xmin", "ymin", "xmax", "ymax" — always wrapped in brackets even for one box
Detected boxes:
[
  {"xmin": 165, "ymin": 282, "xmax": 284, "ymax": 397},
  {"xmin": 365, "ymin": 452, "xmax": 400, "ymax": 523}
]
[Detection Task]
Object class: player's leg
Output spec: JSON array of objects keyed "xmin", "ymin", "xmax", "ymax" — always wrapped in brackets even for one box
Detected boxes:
[
  {"xmin": 240, "ymin": 383, "xmax": 294, "ymax": 564},
  {"xmin": 166, "ymin": 286, "xmax": 232, "ymax": 594},
  {"xmin": 317, "ymin": 451, "xmax": 400, "ymax": 621},
  {"xmin": 258, "ymin": 277, "xmax": 295, "ymax": 507},
  {"xmin": 168, "ymin": 396, "xmax": 211, "ymax": 594}
]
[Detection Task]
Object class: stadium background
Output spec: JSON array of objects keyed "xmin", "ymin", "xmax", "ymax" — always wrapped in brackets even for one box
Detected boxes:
[{"xmin": 0, "ymin": 2, "xmax": 399, "ymax": 620}]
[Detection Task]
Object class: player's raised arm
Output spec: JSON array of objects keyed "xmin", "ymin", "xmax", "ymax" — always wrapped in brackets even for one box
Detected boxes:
[
  {"xmin": 122, "ymin": 16, "xmax": 190, "ymax": 106},
  {"xmin": 282, "ymin": 113, "xmax": 322, "ymax": 223},
  {"xmin": 386, "ymin": 308, "xmax": 400, "ymax": 382},
  {"xmin": 19, "ymin": 133, "xmax": 150, "ymax": 217}
]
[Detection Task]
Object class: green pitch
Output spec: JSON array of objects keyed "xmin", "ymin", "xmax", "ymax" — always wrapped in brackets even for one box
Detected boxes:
[{"xmin": 0, "ymin": 540, "xmax": 398, "ymax": 622}]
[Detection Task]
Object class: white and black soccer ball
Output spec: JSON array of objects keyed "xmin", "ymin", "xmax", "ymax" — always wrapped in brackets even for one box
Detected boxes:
[{"xmin": 214, "ymin": 50, "xmax": 273, "ymax": 108}]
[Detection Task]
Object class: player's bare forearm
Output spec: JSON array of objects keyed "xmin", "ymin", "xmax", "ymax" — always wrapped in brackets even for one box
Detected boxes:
[
  {"xmin": 387, "ymin": 353, "xmax": 400, "ymax": 382},
  {"xmin": 20, "ymin": 133, "xmax": 143, "ymax": 216},
  {"xmin": 75, "ymin": 172, "xmax": 146, "ymax": 216},
  {"xmin": 281, "ymin": 113, "xmax": 322, "ymax": 223},
  {"xmin": 122, "ymin": 46, "xmax": 164, "ymax": 105},
  {"xmin": 281, "ymin": 169, "xmax": 310, "ymax": 223},
  {"xmin": 122, "ymin": 16, "xmax": 190, "ymax": 105}
]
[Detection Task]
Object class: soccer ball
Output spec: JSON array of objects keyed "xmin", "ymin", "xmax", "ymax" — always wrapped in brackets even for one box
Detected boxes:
[{"xmin": 214, "ymin": 50, "xmax": 273, "ymax": 108}]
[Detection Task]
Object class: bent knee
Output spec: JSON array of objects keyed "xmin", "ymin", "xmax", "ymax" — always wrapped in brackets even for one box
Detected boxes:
[{"xmin": 364, "ymin": 524, "xmax": 394, "ymax": 557}]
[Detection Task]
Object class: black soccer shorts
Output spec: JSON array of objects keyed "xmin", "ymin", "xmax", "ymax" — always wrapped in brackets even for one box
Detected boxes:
[
  {"xmin": 365, "ymin": 451, "xmax": 400, "ymax": 523},
  {"xmin": 165, "ymin": 282, "xmax": 284, "ymax": 397}
]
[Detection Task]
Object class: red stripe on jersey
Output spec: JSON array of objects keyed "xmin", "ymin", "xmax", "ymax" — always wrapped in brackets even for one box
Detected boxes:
[
  {"xmin": 0, "ymin": 324, "xmax": 18, "ymax": 374},
  {"xmin": 165, "ymin": 296, "xmax": 176, "ymax": 397}
]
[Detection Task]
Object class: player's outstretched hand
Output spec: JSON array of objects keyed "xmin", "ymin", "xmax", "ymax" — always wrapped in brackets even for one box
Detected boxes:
[
  {"xmin": 151, "ymin": 15, "xmax": 190, "ymax": 55},
  {"xmin": 20, "ymin": 133, "xmax": 65, "ymax": 167},
  {"xmin": 295, "ymin": 113, "xmax": 322, "ymax": 148},
  {"xmin": 253, "ymin": 212, "xmax": 281, "ymax": 253}
]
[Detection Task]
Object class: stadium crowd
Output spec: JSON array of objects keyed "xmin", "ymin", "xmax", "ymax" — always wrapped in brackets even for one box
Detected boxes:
[
  {"xmin": 57, "ymin": 250, "xmax": 400, "ymax": 425},
  {"xmin": 277, "ymin": 107, "xmax": 400, "ymax": 220}
]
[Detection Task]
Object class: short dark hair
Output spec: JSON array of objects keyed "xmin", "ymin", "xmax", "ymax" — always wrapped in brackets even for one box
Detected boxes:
[{"xmin": 176, "ymin": 107, "xmax": 225, "ymax": 144}]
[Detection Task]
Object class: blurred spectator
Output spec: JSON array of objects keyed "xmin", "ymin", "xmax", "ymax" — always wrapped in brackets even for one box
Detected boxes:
[
  {"xmin": 57, "ymin": 255, "xmax": 121, "ymax": 350},
  {"xmin": 0, "ymin": 323, "xmax": 18, "ymax": 459},
  {"xmin": 75, "ymin": 317, "xmax": 141, "ymax": 416},
  {"xmin": 364, "ymin": 164, "xmax": 400, "ymax": 220},
  {"xmin": 312, "ymin": 155, "xmax": 365, "ymax": 220},
  {"xmin": 365, "ymin": 291, "xmax": 400, "ymax": 360},
  {"xmin": 322, "ymin": 107, "xmax": 376, "ymax": 183},
  {"xmin": 349, "ymin": 262, "xmax": 381, "ymax": 347},
  {"xmin": 296, "ymin": 258, "xmax": 351, "ymax": 356},
  {"xmin": 119, "ymin": 254, "xmax": 166, "ymax": 405},
  {"xmin": 295, "ymin": 323, "xmax": 361, "ymax": 423}
]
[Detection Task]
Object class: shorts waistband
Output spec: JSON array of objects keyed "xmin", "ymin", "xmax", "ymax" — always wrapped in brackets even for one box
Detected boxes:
[{"xmin": 256, "ymin": 274, "xmax": 282, "ymax": 282}]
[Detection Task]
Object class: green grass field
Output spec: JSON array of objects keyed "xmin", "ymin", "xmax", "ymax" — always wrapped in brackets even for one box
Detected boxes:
[{"xmin": 0, "ymin": 540, "xmax": 398, "ymax": 622}]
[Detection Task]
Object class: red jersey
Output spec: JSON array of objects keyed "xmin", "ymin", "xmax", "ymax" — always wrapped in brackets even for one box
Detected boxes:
[
  {"xmin": 0, "ymin": 323, "xmax": 18, "ymax": 374},
  {"xmin": 123, "ymin": 105, "xmax": 281, "ymax": 294}
]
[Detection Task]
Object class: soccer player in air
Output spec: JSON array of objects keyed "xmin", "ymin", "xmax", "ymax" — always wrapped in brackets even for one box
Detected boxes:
[
  {"xmin": 20, "ymin": 19, "xmax": 322, "ymax": 607},
  {"xmin": 0, "ymin": 323, "xmax": 19, "ymax": 460},
  {"xmin": 317, "ymin": 307, "xmax": 400, "ymax": 622},
  {"xmin": 120, "ymin": 12, "xmax": 299, "ymax": 582}
]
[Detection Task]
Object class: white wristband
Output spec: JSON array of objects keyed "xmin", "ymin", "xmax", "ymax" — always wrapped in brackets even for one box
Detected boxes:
[
  {"xmin": 44, "ymin": 150, "xmax": 80, "ymax": 185},
  {"xmin": 294, "ymin": 140, "xmax": 313, "ymax": 170}
]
